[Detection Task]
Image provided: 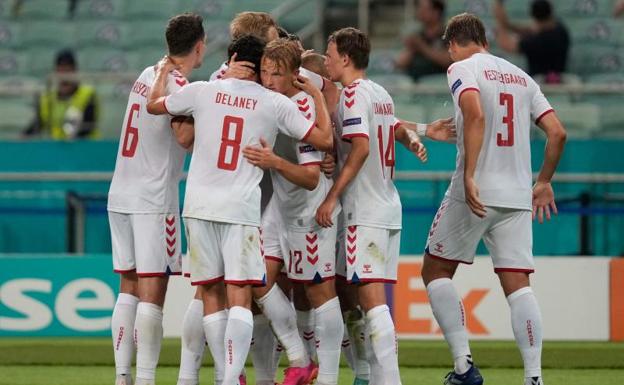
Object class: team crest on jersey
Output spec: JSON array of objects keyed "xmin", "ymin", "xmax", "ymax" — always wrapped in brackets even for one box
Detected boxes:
[
  {"xmin": 298, "ymin": 144, "xmax": 315, "ymax": 154},
  {"xmin": 343, "ymin": 117, "xmax": 362, "ymax": 126},
  {"xmin": 451, "ymin": 79, "xmax": 462, "ymax": 94}
]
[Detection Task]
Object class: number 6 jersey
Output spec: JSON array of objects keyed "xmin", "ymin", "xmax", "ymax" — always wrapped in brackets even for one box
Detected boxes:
[
  {"xmin": 446, "ymin": 52, "xmax": 553, "ymax": 210},
  {"xmin": 108, "ymin": 66, "xmax": 188, "ymax": 214}
]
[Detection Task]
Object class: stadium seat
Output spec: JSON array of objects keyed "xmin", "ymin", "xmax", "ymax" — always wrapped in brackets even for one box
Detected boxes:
[
  {"xmin": 550, "ymin": 102, "xmax": 600, "ymax": 137},
  {"xmin": 553, "ymin": 0, "xmax": 614, "ymax": 17},
  {"xmin": 20, "ymin": 21, "xmax": 76, "ymax": 48},
  {"xmin": 279, "ymin": 0, "xmax": 316, "ymax": 33},
  {"xmin": 126, "ymin": 48, "xmax": 167, "ymax": 72},
  {"xmin": 369, "ymin": 73, "xmax": 415, "ymax": 90},
  {"xmin": 394, "ymin": 102, "xmax": 427, "ymax": 123},
  {"xmin": 76, "ymin": 21, "xmax": 128, "ymax": 49},
  {"xmin": 125, "ymin": 21, "xmax": 167, "ymax": 49},
  {"xmin": 13, "ymin": 0, "xmax": 70, "ymax": 20},
  {"xmin": 0, "ymin": 49, "xmax": 30, "ymax": 76},
  {"xmin": 0, "ymin": 21, "xmax": 20, "ymax": 48},
  {"xmin": 567, "ymin": 18, "xmax": 624, "ymax": 45},
  {"xmin": 123, "ymin": 0, "xmax": 181, "ymax": 20},
  {"xmin": 98, "ymin": 79, "xmax": 134, "ymax": 138},
  {"xmin": 368, "ymin": 49, "xmax": 401, "ymax": 75},
  {"xmin": 73, "ymin": 0, "xmax": 125, "ymax": 20},
  {"xmin": 79, "ymin": 48, "xmax": 131, "ymax": 73},
  {"xmin": 191, "ymin": 0, "xmax": 233, "ymax": 21},
  {"xmin": 0, "ymin": 96, "xmax": 35, "ymax": 138},
  {"xmin": 570, "ymin": 44, "xmax": 624, "ymax": 75}
]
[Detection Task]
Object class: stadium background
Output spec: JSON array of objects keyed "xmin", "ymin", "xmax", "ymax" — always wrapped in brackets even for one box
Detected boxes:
[{"xmin": 0, "ymin": 0, "xmax": 623, "ymax": 384}]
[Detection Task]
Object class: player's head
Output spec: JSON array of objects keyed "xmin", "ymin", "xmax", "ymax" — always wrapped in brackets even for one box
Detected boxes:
[
  {"xmin": 261, "ymin": 38, "xmax": 302, "ymax": 95},
  {"xmin": 55, "ymin": 49, "xmax": 78, "ymax": 96},
  {"xmin": 227, "ymin": 35, "xmax": 266, "ymax": 82},
  {"xmin": 230, "ymin": 12, "xmax": 279, "ymax": 42},
  {"xmin": 531, "ymin": 0, "xmax": 553, "ymax": 22},
  {"xmin": 416, "ymin": 0, "xmax": 445, "ymax": 24},
  {"xmin": 301, "ymin": 53, "xmax": 330, "ymax": 79},
  {"xmin": 442, "ymin": 13, "xmax": 488, "ymax": 62},
  {"xmin": 277, "ymin": 26, "xmax": 304, "ymax": 50},
  {"xmin": 166, "ymin": 13, "xmax": 206, "ymax": 68},
  {"xmin": 325, "ymin": 27, "xmax": 370, "ymax": 83}
]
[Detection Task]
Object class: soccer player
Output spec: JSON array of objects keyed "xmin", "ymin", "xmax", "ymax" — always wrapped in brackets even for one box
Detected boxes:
[
  {"xmin": 242, "ymin": 38, "xmax": 344, "ymax": 385},
  {"xmin": 421, "ymin": 13, "xmax": 567, "ymax": 385},
  {"xmin": 319, "ymin": 27, "xmax": 428, "ymax": 385},
  {"xmin": 107, "ymin": 13, "xmax": 206, "ymax": 385},
  {"xmin": 146, "ymin": 35, "xmax": 333, "ymax": 385}
]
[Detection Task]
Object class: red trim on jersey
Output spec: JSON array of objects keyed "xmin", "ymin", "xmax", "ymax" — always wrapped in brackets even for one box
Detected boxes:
[
  {"xmin": 342, "ymin": 133, "xmax": 369, "ymax": 141},
  {"xmin": 183, "ymin": 273, "xmax": 191, "ymax": 278},
  {"xmin": 347, "ymin": 278, "xmax": 397, "ymax": 284},
  {"xmin": 169, "ymin": 272, "xmax": 182, "ymax": 276},
  {"xmin": 224, "ymin": 279, "xmax": 265, "ymax": 286},
  {"xmin": 113, "ymin": 268, "xmax": 136, "ymax": 274},
  {"xmin": 427, "ymin": 252, "xmax": 474, "ymax": 265},
  {"xmin": 494, "ymin": 267, "xmax": 535, "ymax": 274},
  {"xmin": 265, "ymin": 255, "xmax": 283, "ymax": 263},
  {"xmin": 191, "ymin": 276, "xmax": 225, "ymax": 286},
  {"xmin": 300, "ymin": 122, "xmax": 316, "ymax": 141},
  {"xmin": 535, "ymin": 109, "xmax": 554, "ymax": 125},
  {"xmin": 458, "ymin": 87, "xmax": 480, "ymax": 105},
  {"xmin": 162, "ymin": 97, "xmax": 172, "ymax": 115},
  {"xmin": 288, "ymin": 275, "xmax": 336, "ymax": 284},
  {"xmin": 335, "ymin": 273, "xmax": 347, "ymax": 279},
  {"xmin": 300, "ymin": 161, "xmax": 322, "ymax": 166}
]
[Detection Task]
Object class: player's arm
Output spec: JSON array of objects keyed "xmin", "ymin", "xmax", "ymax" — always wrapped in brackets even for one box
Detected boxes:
[
  {"xmin": 533, "ymin": 111, "xmax": 567, "ymax": 223},
  {"xmin": 460, "ymin": 89, "xmax": 487, "ymax": 218},
  {"xmin": 395, "ymin": 122, "xmax": 427, "ymax": 162},
  {"xmin": 242, "ymin": 138, "xmax": 320, "ymax": 191},
  {"xmin": 171, "ymin": 116, "xmax": 195, "ymax": 150},
  {"xmin": 321, "ymin": 78, "xmax": 340, "ymax": 115},
  {"xmin": 398, "ymin": 117, "xmax": 456, "ymax": 142},
  {"xmin": 316, "ymin": 136, "xmax": 368, "ymax": 227},
  {"xmin": 146, "ymin": 56, "xmax": 177, "ymax": 115},
  {"xmin": 294, "ymin": 76, "xmax": 333, "ymax": 152}
]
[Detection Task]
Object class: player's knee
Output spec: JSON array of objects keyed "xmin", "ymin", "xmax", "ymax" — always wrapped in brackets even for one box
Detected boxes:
[{"xmin": 421, "ymin": 253, "xmax": 456, "ymax": 286}]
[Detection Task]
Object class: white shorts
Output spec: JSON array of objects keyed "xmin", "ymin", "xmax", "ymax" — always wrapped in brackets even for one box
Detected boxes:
[
  {"xmin": 109, "ymin": 211, "xmax": 182, "ymax": 276},
  {"xmin": 425, "ymin": 197, "xmax": 534, "ymax": 273},
  {"xmin": 261, "ymin": 198, "xmax": 287, "ymax": 264},
  {"xmin": 344, "ymin": 225, "xmax": 400, "ymax": 284},
  {"xmin": 184, "ymin": 218, "xmax": 266, "ymax": 286},
  {"xmin": 285, "ymin": 225, "xmax": 337, "ymax": 283}
]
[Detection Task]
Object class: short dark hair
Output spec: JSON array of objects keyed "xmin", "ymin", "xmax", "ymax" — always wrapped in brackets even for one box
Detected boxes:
[
  {"xmin": 228, "ymin": 35, "xmax": 266, "ymax": 75},
  {"xmin": 531, "ymin": 0, "xmax": 552, "ymax": 21},
  {"xmin": 430, "ymin": 0, "xmax": 445, "ymax": 17},
  {"xmin": 166, "ymin": 13, "xmax": 205, "ymax": 56},
  {"xmin": 442, "ymin": 13, "xmax": 487, "ymax": 47},
  {"xmin": 277, "ymin": 26, "xmax": 290, "ymax": 39},
  {"xmin": 327, "ymin": 27, "xmax": 370, "ymax": 70},
  {"xmin": 55, "ymin": 49, "xmax": 76, "ymax": 68}
]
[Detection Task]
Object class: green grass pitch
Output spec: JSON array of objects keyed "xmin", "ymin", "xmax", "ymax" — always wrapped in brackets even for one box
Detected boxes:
[{"xmin": 0, "ymin": 338, "xmax": 623, "ymax": 385}]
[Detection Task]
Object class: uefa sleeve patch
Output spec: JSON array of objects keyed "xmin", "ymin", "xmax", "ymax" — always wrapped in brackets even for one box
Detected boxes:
[
  {"xmin": 451, "ymin": 79, "xmax": 462, "ymax": 94},
  {"xmin": 342, "ymin": 117, "xmax": 362, "ymax": 126},
  {"xmin": 298, "ymin": 144, "xmax": 316, "ymax": 154}
]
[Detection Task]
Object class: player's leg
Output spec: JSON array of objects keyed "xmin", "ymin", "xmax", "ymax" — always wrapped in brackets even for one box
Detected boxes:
[
  {"xmin": 109, "ymin": 211, "xmax": 139, "ymax": 385},
  {"xmin": 222, "ymin": 224, "xmax": 265, "ymax": 385},
  {"xmin": 251, "ymin": 300, "xmax": 280, "ymax": 385},
  {"xmin": 422, "ymin": 198, "xmax": 488, "ymax": 384},
  {"xmin": 293, "ymin": 283, "xmax": 317, "ymax": 360},
  {"xmin": 177, "ymin": 286, "xmax": 206, "ymax": 385},
  {"xmin": 486, "ymin": 209, "xmax": 543, "ymax": 385}
]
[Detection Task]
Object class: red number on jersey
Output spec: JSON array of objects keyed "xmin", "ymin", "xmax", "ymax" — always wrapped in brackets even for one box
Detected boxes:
[
  {"xmin": 217, "ymin": 115, "xmax": 244, "ymax": 171},
  {"xmin": 121, "ymin": 103, "xmax": 140, "ymax": 157},
  {"xmin": 497, "ymin": 93, "xmax": 514, "ymax": 147},
  {"xmin": 289, "ymin": 250, "xmax": 303, "ymax": 274},
  {"xmin": 377, "ymin": 124, "xmax": 396, "ymax": 179}
]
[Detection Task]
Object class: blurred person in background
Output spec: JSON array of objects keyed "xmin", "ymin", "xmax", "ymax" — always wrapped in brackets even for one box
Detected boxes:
[
  {"xmin": 395, "ymin": 0, "xmax": 452, "ymax": 81},
  {"xmin": 24, "ymin": 49, "xmax": 99, "ymax": 139},
  {"xmin": 614, "ymin": 0, "xmax": 624, "ymax": 17},
  {"xmin": 494, "ymin": 0, "xmax": 570, "ymax": 83}
]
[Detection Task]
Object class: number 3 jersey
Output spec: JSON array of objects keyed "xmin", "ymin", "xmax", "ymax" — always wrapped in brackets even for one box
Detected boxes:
[
  {"xmin": 164, "ymin": 78, "xmax": 314, "ymax": 227},
  {"xmin": 447, "ymin": 52, "xmax": 553, "ymax": 210},
  {"xmin": 108, "ymin": 66, "xmax": 188, "ymax": 214},
  {"xmin": 335, "ymin": 79, "xmax": 402, "ymax": 230}
]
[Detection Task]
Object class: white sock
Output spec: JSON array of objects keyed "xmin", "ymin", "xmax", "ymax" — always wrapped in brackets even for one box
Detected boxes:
[
  {"xmin": 341, "ymin": 326, "xmax": 355, "ymax": 371},
  {"xmin": 427, "ymin": 278, "xmax": 472, "ymax": 374},
  {"xmin": 508, "ymin": 287, "xmax": 543, "ymax": 379},
  {"xmin": 345, "ymin": 308, "xmax": 370, "ymax": 380},
  {"xmin": 366, "ymin": 305, "xmax": 401, "ymax": 385},
  {"xmin": 177, "ymin": 299, "xmax": 205, "ymax": 383},
  {"xmin": 203, "ymin": 310, "xmax": 228, "ymax": 385},
  {"xmin": 315, "ymin": 297, "xmax": 343, "ymax": 385},
  {"xmin": 222, "ymin": 306, "xmax": 253, "ymax": 384},
  {"xmin": 297, "ymin": 310, "xmax": 317, "ymax": 360},
  {"xmin": 251, "ymin": 314, "xmax": 279, "ymax": 385},
  {"xmin": 112, "ymin": 293, "xmax": 139, "ymax": 376},
  {"xmin": 364, "ymin": 315, "xmax": 383, "ymax": 385},
  {"xmin": 273, "ymin": 343, "xmax": 284, "ymax": 372},
  {"xmin": 256, "ymin": 284, "xmax": 309, "ymax": 367},
  {"xmin": 135, "ymin": 302, "xmax": 164, "ymax": 381}
]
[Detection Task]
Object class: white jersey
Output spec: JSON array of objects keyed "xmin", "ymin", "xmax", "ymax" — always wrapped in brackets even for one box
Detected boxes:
[
  {"xmin": 335, "ymin": 79, "xmax": 402, "ymax": 229},
  {"xmin": 108, "ymin": 67, "xmax": 188, "ymax": 214},
  {"xmin": 271, "ymin": 91, "xmax": 335, "ymax": 229},
  {"xmin": 210, "ymin": 62, "xmax": 325, "ymax": 91},
  {"xmin": 164, "ymin": 78, "xmax": 314, "ymax": 226},
  {"xmin": 446, "ymin": 52, "xmax": 553, "ymax": 210}
]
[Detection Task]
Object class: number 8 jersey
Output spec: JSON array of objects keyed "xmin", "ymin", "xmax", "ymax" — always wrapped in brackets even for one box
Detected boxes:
[
  {"xmin": 447, "ymin": 53, "xmax": 553, "ymax": 210},
  {"xmin": 335, "ymin": 79, "xmax": 402, "ymax": 230},
  {"xmin": 108, "ymin": 66, "xmax": 188, "ymax": 214}
]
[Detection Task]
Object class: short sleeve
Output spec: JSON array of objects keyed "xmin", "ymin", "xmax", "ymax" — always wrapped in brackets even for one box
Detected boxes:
[
  {"xmin": 164, "ymin": 81, "xmax": 205, "ymax": 116},
  {"xmin": 299, "ymin": 67, "xmax": 325, "ymax": 91},
  {"xmin": 447, "ymin": 61, "xmax": 479, "ymax": 105},
  {"xmin": 295, "ymin": 142, "xmax": 323, "ymax": 165},
  {"xmin": 341, "ymin": 87, "xmax": 369, "ymax": 140},
  {"xmin": 165, "ymin": 71, "xmax": 188, "ymax": 94},
  {"xmin": 209, "ymin": 62, "xmax": 228, "ymax": 81},
  {"xmin": 530, "ymin": 84, "xmax": 554, "ymax": 124},
  {"xmin": 274, "ymin": 93, "xmax": 314, "ymax": 141}
]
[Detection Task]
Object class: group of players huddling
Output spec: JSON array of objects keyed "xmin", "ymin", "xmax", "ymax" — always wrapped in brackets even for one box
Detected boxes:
[{"xmin": 107, "ymin": 9, "xmax": 566, "ymax": 385}]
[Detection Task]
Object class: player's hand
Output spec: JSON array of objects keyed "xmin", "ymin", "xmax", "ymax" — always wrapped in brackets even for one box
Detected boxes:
[
  {"xmin": 316, "ymin": 195, "xmax": 336, "ymax": 227},
  {"xmin": 223, "ymin": 52, "xmax": 255, "ymax": 80},
  {"xmin": 532, "ymin": 181, "xmax": 557, "ymax": 224},
  {"xmin": 294, "ymin": 74, "xmax": 319, "ymax": 96},
  {"xmin": 156, "ymin": 55, "xmax": 178, "ymax": 74},
  {"xmin": 426, "ymin": 117, "xmax": 456, "ymax": 142},
  {"xmin": 409, "ymin": 138, "xmax": 427, "ymax": 162},
  {"xmin": 464, "ymin": 177, "xmax": 486, "ymax": 218},
  {"xmin": 242, "ymin": 138, "xmax": 279, "ymax": 170},
  {"xmin": 320, "ymin": 153, "xmax": 336, "ymax": 177}
]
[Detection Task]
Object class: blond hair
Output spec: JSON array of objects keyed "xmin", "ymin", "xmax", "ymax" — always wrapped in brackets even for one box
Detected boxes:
[
  {"xmin": 230, "ymin": 12, "xmax": 277, "ymax": 40},
  {"xmin": 262, "ymin": 38, "xmax": 302, "ymax": 73},
  {"xmin": 301, "ymin": 53, "xmax": 329, "ymax": 78}
]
